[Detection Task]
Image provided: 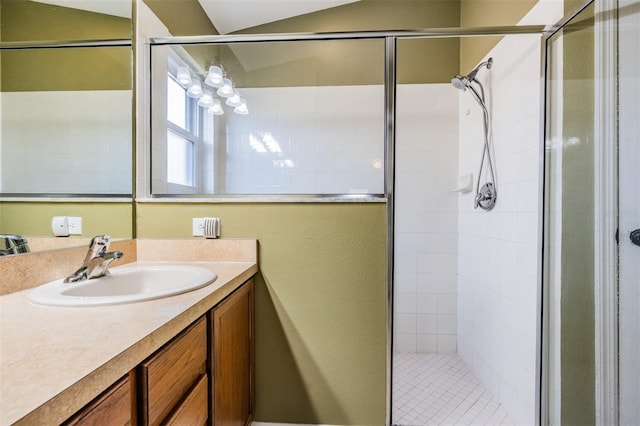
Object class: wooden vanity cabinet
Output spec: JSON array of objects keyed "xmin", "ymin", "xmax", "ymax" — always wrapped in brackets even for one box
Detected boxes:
[
  {"xmin": 210, "ymin": 279, "xmax": 254, "ymax": 426},
  {"xmin": 63, "ymin": 374, "xmax": 134, "ymax": 426},
  {"xmin": 62, "ymin": 278, "xmax": 254, "ymax": 426}
]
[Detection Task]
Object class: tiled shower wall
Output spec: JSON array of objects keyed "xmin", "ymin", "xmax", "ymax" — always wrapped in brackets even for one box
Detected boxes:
[
  {"xmin": 457, "ymin": 34, "xmax": 543, "ymax": 424},
  {"xmin": 394, "ymin": 84, "xmax": 459, "ymax": 353},
  {"xmin": 225, "ymin": 86, "xmax": 385, "ymax": 195}
]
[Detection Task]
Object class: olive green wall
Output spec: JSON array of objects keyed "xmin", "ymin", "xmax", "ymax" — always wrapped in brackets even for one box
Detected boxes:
[
  {"xmin": 136, "ymin": 203, "xmax": 387, "ymax": 424},
  {"xmin": 459, "ymin": 0, "xmax": 538, "ymax": 72},
  {"xmin": 0, "ymin": 0, "xmax": 131, "ymax": 91},
  {"xmin": 0, "ymin": 202, "xmax": 133, "ymax": 238},
  {"xmin": 559, "ymin": 4, "xmax": 596, "ymax": 425}
]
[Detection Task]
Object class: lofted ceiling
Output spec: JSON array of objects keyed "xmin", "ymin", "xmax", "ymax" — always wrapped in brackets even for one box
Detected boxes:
[
  {"xmin": 30, "ymin": 0, "xmax": 361, "ymax": 33},
  {"xmin": 197, "ymin": 0, "xmax": 360, "ymax": 34},
  {"xmin": 30, "ymin": 0, "xmax": 132, "ymax": 18}
]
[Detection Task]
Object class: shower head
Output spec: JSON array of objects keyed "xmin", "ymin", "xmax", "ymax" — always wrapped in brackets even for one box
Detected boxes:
[
  {"xmin": 451, "ymin": 57, "xmax": 493, "ymax": 91},
  {"xmin": 451, "ymin": 75, "xmax": 469, "ymax": 91}
]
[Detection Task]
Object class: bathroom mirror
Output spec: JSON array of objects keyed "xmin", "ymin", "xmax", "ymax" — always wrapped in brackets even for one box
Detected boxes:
[{"xmin": 0, "ymin": 0, "xmax": 134, "ymax": 251}]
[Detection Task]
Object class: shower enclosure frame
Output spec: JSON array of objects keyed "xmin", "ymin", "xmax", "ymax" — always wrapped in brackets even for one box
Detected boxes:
[
  {"xmin": 149, "ymin": 25, "xmax": 551, "ymax": 426},
  {"xmin": 541, "ymin": 0, "xmax": 623, "ymax": 424}
]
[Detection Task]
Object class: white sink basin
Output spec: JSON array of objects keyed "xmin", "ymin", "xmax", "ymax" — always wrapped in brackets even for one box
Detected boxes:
[{"xmin": 28, "ymin": 265, "xmax": 217, "ymax": 307}]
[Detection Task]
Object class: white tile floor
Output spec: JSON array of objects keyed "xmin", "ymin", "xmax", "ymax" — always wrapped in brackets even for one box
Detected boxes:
[{"xmin": 393, "ymin": 353, "xmax": 517, "ymax": 426}]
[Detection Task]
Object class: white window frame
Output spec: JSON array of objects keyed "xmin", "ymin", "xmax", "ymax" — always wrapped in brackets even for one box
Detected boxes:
[{"xmin": 165, "ymin": 69, "xmax": 203, "ymax": 194}]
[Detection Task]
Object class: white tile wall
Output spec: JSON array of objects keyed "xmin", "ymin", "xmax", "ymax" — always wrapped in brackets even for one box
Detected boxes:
[
  {"xmin": 1, "ymin": 90, "xmax": 132, "ymax": 194},
  {"xmin": 224, "ymin": 85, "xmax": 385, "ymax": 194},
  {"xmin": 457, "ymin": 33, "xmax": 543, "ymax": 425},
  {"xmin": 394, "ymin": 84, "xmax": 459, "ymax": 354}
]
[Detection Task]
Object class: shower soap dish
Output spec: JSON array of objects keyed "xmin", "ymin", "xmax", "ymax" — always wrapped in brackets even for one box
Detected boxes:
[{"xmin": 452, "ymin": 174, "xmax": 473, "ymax": 193}]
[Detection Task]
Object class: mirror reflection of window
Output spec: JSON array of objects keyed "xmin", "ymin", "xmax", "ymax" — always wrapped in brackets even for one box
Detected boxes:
[
  {"xmin": 166, "ymin": 75, "xmax": 197, "ymax": 189},
  {"xmin": 167, "ymin": 132, "xmax": 195, "ymax": 187},
  {"xmin": 167, "ymin": 76, "xmax": 188, "ymax": 128}
]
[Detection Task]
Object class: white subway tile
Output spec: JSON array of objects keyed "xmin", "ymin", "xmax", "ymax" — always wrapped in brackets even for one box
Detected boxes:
[
  {"xmin": 416, "ymin": 334, "xmax": 438, "ymax": 352},
  {"xmin": 416, "ymin": 274, "xmax": 440, "ymax": 294},
  {"xmin": 395, "ymin": 333, "xmax": 417, "ymax": 353},
  {"xmin": 416, "ymin": 252, "xmax": 438, "ymax": 274},
  {"xmin": 395, "ymin": 273, "xmax": 417, "ymax": 293},
  {"xmin": 435, "ymin": 253, "xmax": 458, "ymax": 274},
  {"xmin": 437, "ymin": 314, "xmax": 458, "ymax": 334},
  {"xmin": 437, "ymin": 294, "xmax": 458, "ymax": 314},
  {"xmin": 437, "ymin": 335, "xmax": 457, "ymax": 353},
  {"xmin": 517, "ymin": 178, "xmax": 541, "ymax": 213},
  {"xmin": 395, "ymin": 233, "xmax": 420, "ymax": 253},
  {"xmin": 417, "ymin": 314, "xmax": 438, "ymax": 334},
  {"xmin": 395, "ymin": 313, "xmax": 417, "ymax": 334},
  {"xmin": 415, "ymin": 234, "xmax": 439, "ymax": 253},
  {"xmin": 416, "ymin": 293, "xmax": 438, "ymax": 314},
  {"xmin": 396, "ymin": 292, "xmax": 417, "ymax": 314}
]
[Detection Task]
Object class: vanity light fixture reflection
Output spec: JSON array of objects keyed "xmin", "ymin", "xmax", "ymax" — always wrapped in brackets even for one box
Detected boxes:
[
  {"xmin": 205, "ymin": 65, "xmax": 224, "ymax": 87},
  {"xmin": 208, "ymin": 98, "xmax": 224, "ymax": 115},
  {"xmin": 198, "ymin": 90, "xmax": 214, "ymax": 107},
  {"xmin": 234, "ymin": 98, "xmax": 249, "ymax": 115},
  {"xmin": 176, "ymin": 61, "xmax": 249, "ymax": 114},
  {"xmin": 176, "ymin": 66, "xmax": 191, "ymax": 86},
  {"xmin": 187, "ymin": 79, "xmax": 203, "ymax": 98},
  {"xmin": 216, "ymin": 78, "xmax": 234, "ymax": 98},
  {"xmin": 226, "ymin": 89, "xmax": 242, "ymax": 107}
]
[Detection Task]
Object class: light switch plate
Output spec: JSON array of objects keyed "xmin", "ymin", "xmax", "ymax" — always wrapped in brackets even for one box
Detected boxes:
[
  {"xmin": 192, "ymin": 218, "xmax": 204, "ymax": 236},
  {"xmin": 67, "ymin": 217, "xmax": 82, "ymax": 235}
]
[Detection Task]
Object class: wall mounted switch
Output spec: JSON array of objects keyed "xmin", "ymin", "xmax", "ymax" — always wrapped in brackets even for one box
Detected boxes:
[
  {"xmin": 67, "ymin": 217, "xmax": 82, "ymax": 235},
  {"xmin": 192, "ymin": 218, "xmax": 205, "ymax": 236}
]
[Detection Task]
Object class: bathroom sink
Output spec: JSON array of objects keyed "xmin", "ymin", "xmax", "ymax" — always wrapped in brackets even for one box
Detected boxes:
[{"xmin": 28, "ymin": 265, "xmax": 217, "ymax": 307}]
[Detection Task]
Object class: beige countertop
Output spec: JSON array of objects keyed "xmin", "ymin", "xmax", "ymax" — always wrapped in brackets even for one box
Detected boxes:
[{"xmin": 0, "ymin": 239, "xmax": 258, "ymax": 425}]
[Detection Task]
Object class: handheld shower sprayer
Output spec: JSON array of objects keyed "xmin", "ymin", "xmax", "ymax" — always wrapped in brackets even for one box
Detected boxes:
[
  {"xmin": 451, "ymin": 57, "xmax": 497, "ymax": 211},
  {"xmin": 467, "ymin": 57, "xmax": 493, "ymax": 81},
  {"xmin": 451, "ymin": 58, "xmax": 493, "ymax": 94}
]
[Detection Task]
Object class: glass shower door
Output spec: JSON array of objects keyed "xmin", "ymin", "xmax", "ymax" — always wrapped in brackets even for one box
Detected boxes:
[
  {"xmin": 544, "ymin": 1, "xmax": 640, "ymax": 424},
  {"xmin": 544, "ymin": 3, "xmax": 597, "ymax": 423}
]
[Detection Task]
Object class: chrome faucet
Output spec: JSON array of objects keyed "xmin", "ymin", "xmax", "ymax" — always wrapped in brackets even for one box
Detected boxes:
[{"xmin": 64, "ymin": 235, "xmax": 123, "ymax": 283}]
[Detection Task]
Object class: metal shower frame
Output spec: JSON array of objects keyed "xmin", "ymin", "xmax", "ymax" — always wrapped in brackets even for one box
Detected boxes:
[{"xmin": 150, "ymin": 25, "xmax": 552, "ymax": 426}]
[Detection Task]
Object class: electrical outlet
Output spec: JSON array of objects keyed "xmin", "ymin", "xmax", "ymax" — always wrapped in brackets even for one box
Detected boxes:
[
  {"xmin": 67, "ymin": 217, "xmax": 82, "ymax": 235},
  {"xmin": 192, "ymin": 218, "xmax": 204, "ymax": 236}
]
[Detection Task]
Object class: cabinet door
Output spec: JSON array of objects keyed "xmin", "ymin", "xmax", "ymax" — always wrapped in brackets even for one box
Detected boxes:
[
  {"xmin": 64, "ymin": 374, "xmax": 133, "ymax": 426},
  {"xmin": 140, "ymin": 317, "xmax": 207, "ymax": 426},
  {"xmin": 211, "ymin": 279, "xmax": 254, "ymax": 426}
]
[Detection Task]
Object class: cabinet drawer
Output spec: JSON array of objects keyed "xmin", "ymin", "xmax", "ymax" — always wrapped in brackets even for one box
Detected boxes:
[
  {"xmin": 64, "ymin": 374, "xmax": 132, "ymax": 426},
  {"xmin": 140, "ymin": 317, "xmax": 207, "ymax": 426},
  {"xmin": 164, "ymin": 374, "xmax": 208, "ymax": 426}
]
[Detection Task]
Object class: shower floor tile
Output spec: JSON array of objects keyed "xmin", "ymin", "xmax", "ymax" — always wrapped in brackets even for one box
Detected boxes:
[{"xmin": 393, "ymin": 353, "xmax": 517, "ymax": 426}]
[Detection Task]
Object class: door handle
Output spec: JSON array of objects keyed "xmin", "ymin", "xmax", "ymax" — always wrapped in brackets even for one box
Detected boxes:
[{"xmin": 631, "ymin": 229, "xmax": 640, "ymax": 246}]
